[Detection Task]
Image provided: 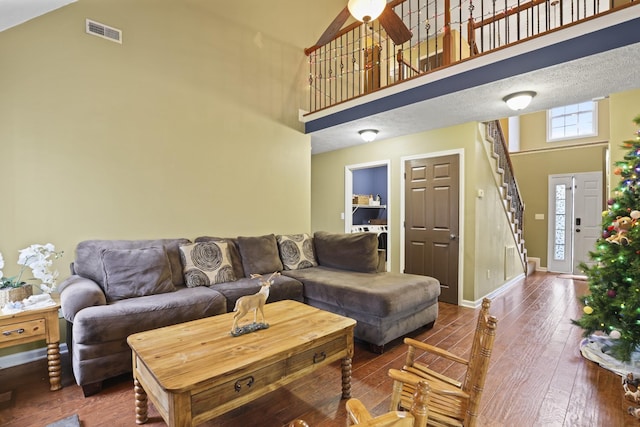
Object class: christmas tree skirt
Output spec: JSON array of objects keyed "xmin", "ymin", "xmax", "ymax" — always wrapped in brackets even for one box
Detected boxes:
[{"xmin": 580, "ymin": 334, "xmax": 640, "ymax": 378}]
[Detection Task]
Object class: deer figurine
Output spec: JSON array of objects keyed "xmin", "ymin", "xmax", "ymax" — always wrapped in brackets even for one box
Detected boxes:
[{"xmin": 231, "ymin": 271, "xmax": 280, "ymax": 333}]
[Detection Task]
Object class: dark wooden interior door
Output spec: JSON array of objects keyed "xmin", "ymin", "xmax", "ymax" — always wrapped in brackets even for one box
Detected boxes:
[{"xmin": 404, "ymin": 154, "xmax": 460, "ymax": 304}]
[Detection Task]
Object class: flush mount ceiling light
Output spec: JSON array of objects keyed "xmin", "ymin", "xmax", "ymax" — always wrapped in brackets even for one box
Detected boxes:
[
  {"xmin": 503, "ymin": 91, "xmax": 537, "ymax": 111},
  {"xmin": 359, "ymin": 129, "xmax": 379, "ymax": 142},
  {"xmin": 348, "ymin": 0, "xmax": 386, "ymax": 22}
]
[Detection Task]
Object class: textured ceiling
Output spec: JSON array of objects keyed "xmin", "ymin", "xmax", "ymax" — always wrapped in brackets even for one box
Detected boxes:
[{"xmin": 305, "ymin": 11, "xmax": 640, "ymax": 154}]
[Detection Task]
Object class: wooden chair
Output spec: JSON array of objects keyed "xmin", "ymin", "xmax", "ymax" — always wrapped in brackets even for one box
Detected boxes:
[
  {"xmin": 346, "ymin": 381, "xmax": 430, "ymax": 427},
  {"xmin": 388, "ymin": 298, "xmax": 497, "ymax": 427}
]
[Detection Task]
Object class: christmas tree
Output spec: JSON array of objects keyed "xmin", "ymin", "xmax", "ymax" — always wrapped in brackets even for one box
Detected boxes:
[{"xmin": 573, "ymin": 114, "xmax": 640, "ymax": 362}]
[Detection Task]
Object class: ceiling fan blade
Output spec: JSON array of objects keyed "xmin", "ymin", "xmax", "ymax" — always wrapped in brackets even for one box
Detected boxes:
[
  {"xmin": 316, "ymin": 7, "xmax": 351, "ymax": 47},
  {"xmin": 378, "ymin": 6, "xmax": 412, "ymax": 45}
]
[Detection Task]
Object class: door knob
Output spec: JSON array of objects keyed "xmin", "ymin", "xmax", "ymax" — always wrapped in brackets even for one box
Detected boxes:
[
  {"xmin": 576, "ymin": 228, "xmax": 581, "ymax": 232},
  {"xmin": 450, "ymin": 234, "xmax": 457, "ymax": 240}
]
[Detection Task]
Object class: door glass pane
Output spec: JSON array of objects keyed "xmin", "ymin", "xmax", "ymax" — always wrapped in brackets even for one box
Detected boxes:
[{"xmin": 554, "ymin": 184, "xmax": 567, "ymax": 261}]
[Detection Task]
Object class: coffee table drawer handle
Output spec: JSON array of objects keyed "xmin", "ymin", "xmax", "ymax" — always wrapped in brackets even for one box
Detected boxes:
[
  {"xmin": 234, "ymin": 376, "xmax": 255, "ymax": 392},
  {"xmin": 313, "ymin": 351, "xmax": 327, "ymax": 364},
  {"xmin": 3, "ymin": 328, "xmax": 25, "ymax": 336}
]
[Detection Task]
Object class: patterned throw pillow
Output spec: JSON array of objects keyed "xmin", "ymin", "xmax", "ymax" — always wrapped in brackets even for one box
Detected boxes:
[
  {"xmin": 179, "ymin": 241, "xmax": 236, "ymax": 287},
  {"xmin": 276, "ymin": 234, "xmax": 318, "ymax": 270}
]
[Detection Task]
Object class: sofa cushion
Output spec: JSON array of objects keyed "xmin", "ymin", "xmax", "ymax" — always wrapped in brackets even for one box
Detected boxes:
[
  {"xmin": 194, "ymin": 236, "xmax": 245, "ymax": 279},
  {"xmin": 101, "ymin": 246, "xmax": 174, "ymax": 302},
  {"xmin": 72, "ymin": 286, "xmax": 227, "ymax": 345},
  {"xmin": 276, "ymin": 234, "xmax": 318, "ymax": 270},
  {"xmin": 179, "ymin": 241, "xmax": 236, "ymax": 287},
  {"xmin": 74, "ymin": 239, "xmax": 190, "ymax": 287},
  {"xmin": 237, "ymin": 234, "xmax": 283, "ymax": 276},
  {"xmin": 313, "ymin": 231, "xmax": 379, "ymax": 273}
]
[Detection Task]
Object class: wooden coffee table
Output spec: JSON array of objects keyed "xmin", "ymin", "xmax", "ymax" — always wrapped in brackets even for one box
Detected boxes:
[{"xmin": 127, "ymin": 300, "xmax": 356, "ymax": 426}]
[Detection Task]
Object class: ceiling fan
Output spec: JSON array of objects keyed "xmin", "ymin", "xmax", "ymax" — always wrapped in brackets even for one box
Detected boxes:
[{"xmin": 306, "ymin": 0, "xmax": 412, "ymax": 54}]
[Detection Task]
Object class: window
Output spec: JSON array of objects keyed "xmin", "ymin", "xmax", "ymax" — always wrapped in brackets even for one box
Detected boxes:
[{"xmin": 547, "ymin": 101, "xmax": 597, "ymax": 142}]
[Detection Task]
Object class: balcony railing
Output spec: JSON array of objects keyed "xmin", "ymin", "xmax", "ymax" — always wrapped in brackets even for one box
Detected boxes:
[{"xmin": 305, "ymin": 0, "xmax": 636, "ymax": 114}]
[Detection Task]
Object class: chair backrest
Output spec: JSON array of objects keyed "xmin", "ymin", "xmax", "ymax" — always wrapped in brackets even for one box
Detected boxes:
[{"xmin": 461, "ymin": 298, "xmax": 498, "ymax": 425}]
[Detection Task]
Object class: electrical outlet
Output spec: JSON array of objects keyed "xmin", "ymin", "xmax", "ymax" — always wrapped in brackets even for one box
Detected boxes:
[{"xmin": 486, "ymin": 269, "xmax": 491, "ymax": 279}]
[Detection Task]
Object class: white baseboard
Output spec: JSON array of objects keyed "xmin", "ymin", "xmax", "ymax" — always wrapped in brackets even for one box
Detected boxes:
[
  {"xmin": 461, "ymin": 273, "xmax": 526, "ymax": 308},
  {"xmin": 0, "ymin": 343, "xmax": 68, "ymax": 369}
]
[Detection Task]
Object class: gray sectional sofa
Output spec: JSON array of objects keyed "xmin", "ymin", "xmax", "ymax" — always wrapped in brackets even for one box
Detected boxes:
[{"xmin": 59, "ymin": 232, "xmax": 440, "ymax": 396}]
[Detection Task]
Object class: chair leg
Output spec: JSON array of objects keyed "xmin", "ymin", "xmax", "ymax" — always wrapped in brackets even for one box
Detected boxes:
[{"xmin": 389, "ymin": 379, "xmax": 404, "ymax": 411}]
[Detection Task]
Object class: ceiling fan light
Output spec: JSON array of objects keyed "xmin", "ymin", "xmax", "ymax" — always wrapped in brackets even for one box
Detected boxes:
[
  {"xmin": 503, "ymin": 91, "xmax": 536, "ymax": 111},
  {"xmin": 359, "ymin": 129, "xmax": 379, "ymax": 142},
  {"xmin": 348, "ymin": 0, "xmax": 386, "ymax": 23}
]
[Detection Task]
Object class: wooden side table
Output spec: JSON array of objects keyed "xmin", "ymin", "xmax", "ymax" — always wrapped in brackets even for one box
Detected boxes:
[{"xmin": 0, "ymin": 302, "xmax": 62, "ymax": 391}]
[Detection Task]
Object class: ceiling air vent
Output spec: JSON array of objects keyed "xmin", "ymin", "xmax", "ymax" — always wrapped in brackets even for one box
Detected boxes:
[{"xmin": 85, "ymin": 19, "xmax": 122, "ymax": 44}]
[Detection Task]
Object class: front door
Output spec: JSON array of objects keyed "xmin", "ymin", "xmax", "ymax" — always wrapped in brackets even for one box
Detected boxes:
[
  {"xmin": 404, "ymin": 154, "xmax": 460, "ymax": 304},
  {"xmin": 547, "ymin": 172, "xmax": 602, "ymax": 273}
]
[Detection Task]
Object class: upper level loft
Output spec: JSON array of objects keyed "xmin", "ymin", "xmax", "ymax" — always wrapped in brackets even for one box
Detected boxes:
[
  {"xmin": 302, "ymin": 0, "xmax": 640, "ymax": 153},
  {"xmin": 304, "ymin": 0, "xmax": 638, "ymax": 117}
]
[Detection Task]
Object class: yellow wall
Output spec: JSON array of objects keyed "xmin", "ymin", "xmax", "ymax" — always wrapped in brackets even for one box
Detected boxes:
[
  {"xmin": 474, "ymin": 125, "xmax": 526, "ymax": 299},
  {"xmin": 518, "ymin": 98, "xmax": 610, "ymax": 151},
  {"xmin": 311, "ymin": 122, "xmax": 522, "ymax": 303},
  {"xmin": 609, "ymin": 89, "xmax": 640, "ymax": 193},
  {"xmin": 0, "ymin": 0, "xmax": 346, "ymax": 359}
]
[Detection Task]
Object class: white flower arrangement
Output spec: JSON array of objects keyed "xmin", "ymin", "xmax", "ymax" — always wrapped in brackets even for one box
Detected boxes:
[{"xmin": 0, "ymin": 243, "xmax": 64, "ymax": 294}]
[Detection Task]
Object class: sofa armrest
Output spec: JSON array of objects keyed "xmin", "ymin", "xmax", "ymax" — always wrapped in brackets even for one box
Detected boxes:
[
  {"xmin": 59, "ymin": 275, "xmax": 107, "ymax": 322},
  {"xmin": 377, "ymin": 249, "xmax": 386, "ymax": 272}
]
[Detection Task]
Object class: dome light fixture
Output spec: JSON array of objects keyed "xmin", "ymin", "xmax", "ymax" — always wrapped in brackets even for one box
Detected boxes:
[
  {"xmin": 348, "ymin": 0, "xmax": 386, "ymax": 23},
  {"xmin": 503, "ymin": 91, "xmax": 537, "ymax": 111},
  {"xmin": 359, "ymin": 129, "xmax": 379, "ymax": 142}
]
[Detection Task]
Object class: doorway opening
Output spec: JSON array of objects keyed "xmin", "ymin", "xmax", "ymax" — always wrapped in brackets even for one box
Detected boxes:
[{"xmin": 345, "ymin": 160, "xmax": 390, "ymax": 271}]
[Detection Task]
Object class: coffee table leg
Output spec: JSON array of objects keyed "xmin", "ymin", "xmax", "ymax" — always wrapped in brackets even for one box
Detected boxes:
[
  {"xmin": 46, "ymin": 342, "xmax": 62, "ymax": 391},
  {"xmin": 134, "ymin": 378, "xmax": 148, "ymax": 424},
  {"xmin": 341, "ymin": 357, "xmax": 352, "ymax": 399}
]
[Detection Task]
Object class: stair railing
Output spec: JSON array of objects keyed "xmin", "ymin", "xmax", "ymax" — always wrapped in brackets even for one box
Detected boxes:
[{"xmin": 486, "ymin": 120, "xmax": 525, "ymax": 253}]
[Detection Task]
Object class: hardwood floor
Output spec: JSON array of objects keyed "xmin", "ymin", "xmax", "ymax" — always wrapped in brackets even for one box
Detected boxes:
[{"xmin": 0, "ymin": 272, "xmax": 635, "ymax": 426}]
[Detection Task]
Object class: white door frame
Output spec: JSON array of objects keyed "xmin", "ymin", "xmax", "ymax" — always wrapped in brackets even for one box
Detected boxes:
[
  {"xmin": 400, "ymin": 149, "xmax": 465, "ymax": 305},
  {"xmin": 345, "ymin": 160, "xmax": 391, "ymax": 271}
]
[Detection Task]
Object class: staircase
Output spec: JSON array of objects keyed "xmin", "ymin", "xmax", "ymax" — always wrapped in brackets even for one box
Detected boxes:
[{"xmin": 483, "ymin": 121, "xmax": 529, "ymax": 275}]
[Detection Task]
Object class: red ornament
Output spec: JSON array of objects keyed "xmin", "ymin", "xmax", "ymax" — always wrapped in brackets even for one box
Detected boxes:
[{"xmin": 607, "ymin": 289, "xmax": 617, "ymax": 298}]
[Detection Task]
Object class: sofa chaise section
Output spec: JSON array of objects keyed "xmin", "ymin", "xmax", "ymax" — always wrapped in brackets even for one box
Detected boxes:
[
  {"xmin": 282, "ymin": 231, "xmax": 440, "ymax": 352},
  {"xmin": 283, "ymin": 266, "xmax": 439, "ymax": 349}
]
